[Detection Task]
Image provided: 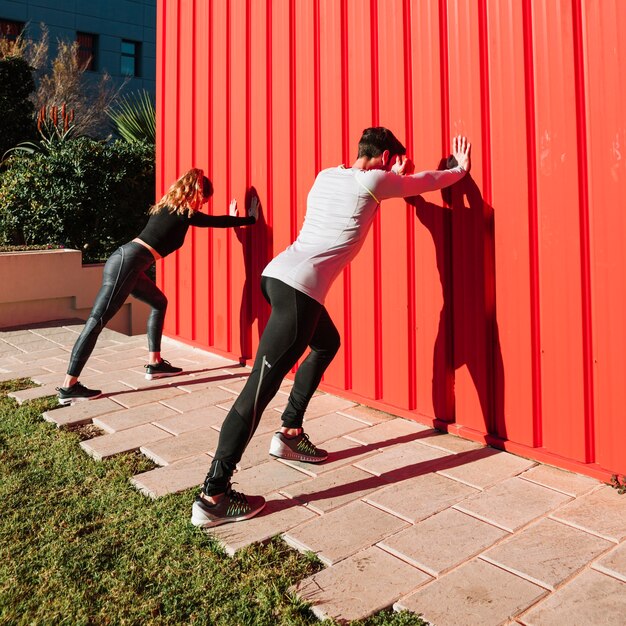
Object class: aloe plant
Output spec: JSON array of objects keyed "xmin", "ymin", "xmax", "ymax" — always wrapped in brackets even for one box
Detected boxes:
[{"xmin": 107, "ymin": 89, "xmax": 155, "ymax": 143}]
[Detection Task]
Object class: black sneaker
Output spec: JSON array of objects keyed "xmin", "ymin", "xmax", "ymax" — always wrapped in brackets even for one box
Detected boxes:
[
  {"xmin": 269, "ymin": 431, "xmax": 328, "ymax": 463},
  {"xmin": 191, "ymin": 484, "xmax": 266, "ymax": 528},
  {"xmin": 56, "ymin": 382, "xmax": 102, "ymax": 406},
  {"xmin": 144, "ymin": 359, "xmax": 183, "ymax": 380}
]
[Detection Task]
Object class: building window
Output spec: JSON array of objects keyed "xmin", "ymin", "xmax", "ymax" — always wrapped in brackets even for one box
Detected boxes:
[
  {"xmin": 0, "ymin": 19, "xmax": 25, "ymax": 42},
  {"xmin": 121, "ymin": 39, "xmax": 140, "ymax": 76},
  {"xmin": 76, "ymin": 32, "xmax": 97, "ymax": 71}
]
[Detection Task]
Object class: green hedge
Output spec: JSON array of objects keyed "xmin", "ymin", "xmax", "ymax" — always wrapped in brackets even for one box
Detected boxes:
[{"xmin": 0, "ymin": 138, "xmax": 155, "ymax": 263}]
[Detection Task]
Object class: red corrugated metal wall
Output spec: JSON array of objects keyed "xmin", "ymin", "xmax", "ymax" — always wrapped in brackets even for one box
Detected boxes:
[{"xmin": 156, "ymin": 0, "xmax": 626, "ymax": 481}]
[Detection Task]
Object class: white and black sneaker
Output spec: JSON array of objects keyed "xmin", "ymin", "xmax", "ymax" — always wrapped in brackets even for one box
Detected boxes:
[
  {"xmin": 56, "ymin": 382, "xmax": 102, "ymax": 406},
  {"xmin": 191, "ymin": 484, "xmax": 266, "ymax": 528},
  {"xmin": 269, "ymin": 431, "xmax": 328, "ymax": 463},
  {"xmin": 144, "ymin": 359, "xmax": 183, "ymax": 380}
]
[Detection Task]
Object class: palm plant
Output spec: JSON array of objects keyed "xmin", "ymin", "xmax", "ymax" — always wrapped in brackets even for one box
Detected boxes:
[{"xmin": 107, "ymin": 90, "xmax": 155, "ymax": 143}]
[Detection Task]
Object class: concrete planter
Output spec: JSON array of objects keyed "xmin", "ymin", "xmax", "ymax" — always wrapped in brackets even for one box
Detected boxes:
[{"xmin": 0, "ymin": 248, "xmax": 149, "ymax": 333}]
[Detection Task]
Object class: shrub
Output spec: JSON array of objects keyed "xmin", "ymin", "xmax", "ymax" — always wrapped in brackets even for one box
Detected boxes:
[
  {"xmin": 0, "ymin": 56, "xmax": 36, "ymax": 160},
  {"xmin": 0, "ymin": 137, "xmax": 154, "ymax": 262}
]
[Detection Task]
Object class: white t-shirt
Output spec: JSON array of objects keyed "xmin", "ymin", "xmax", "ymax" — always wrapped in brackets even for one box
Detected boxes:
[{"xmin": 262, "ymin": 165, "xmax": 466, "ymax": 304}]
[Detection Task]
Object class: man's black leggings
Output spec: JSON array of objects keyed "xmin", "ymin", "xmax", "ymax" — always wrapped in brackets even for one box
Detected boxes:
[
  {"xmin": 203, "ymin": 276, "xmax": 341, "ymax": 495},
  {"xmin": 67, "ymin": 242, "xmax": 167, "ymax": 377}
]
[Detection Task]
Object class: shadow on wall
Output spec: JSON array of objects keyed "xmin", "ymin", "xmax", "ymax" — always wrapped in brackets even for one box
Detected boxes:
[
  {"xmin": 407, "ymin": 163, "xmax": 506, "ymax": 442},
  {"xmin": 234, "ymin": 186, "xmax": 272, "ymax": 362}
]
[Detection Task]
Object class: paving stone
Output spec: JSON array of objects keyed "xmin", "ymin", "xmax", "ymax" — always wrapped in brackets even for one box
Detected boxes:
[
  {"xmin": 276, "ymin": 436, "xmax": 378, "ymax": 477},
  {"xmin": 6, "ymin": 347, "xmax": 69, "ymax": 363},
  {"xmin": 345, "ymin": 418, "xmax": 432, "ymax": 448},
  {"xmin": 397, "ymin": 559, "xmax": 547, "ymax": 626},
  {"xmin": 438, "ymin": 448, "xmax": 536, "ymax": 490},
  {"xmin": 284, "ymin": 500, "xmax": 408, "ymax": 565},
  {"xmin": 219, "ymin": 377, "xmax": 292, "ymax": 395},
  {"xmin": 176, "ymin": 370, "xmax": 248, "ymax": 392},
  {"xmin": 217, "ymin": 390, "xmax": 290, "ymax": 413},
  {"xmin": 8, "ymin": 339, "xmax": 65, "ymax": 353},
  {"xmin": 550, "ymin": 485, "xmax": 626, "ymax": 542},
  {"xmin": 481, "ymin": 518, "xmax": 612, "ymax": 590},
  {"xmin": 9, "ymin": 384, "xmax": 58, "ymax": 404},
  {"xmin": 131, "ymin": 453, "xmax": 211, "ymax": 498},
  {"xmin": 29, "ymin": 371, "xmax": 67, "ymax": 385},
  {"xmin": 159, "ymin": 387, "xmax": 234, "ymax": 412},
  {"xmin": 293, "ymin": 546, "xmax": 431, "ymax": 622},
  {"xmin": 520, "ymin": 569, "xmax": 626, "ymax": 626},
  {"xmin": 354, "ymin": 440, "xmax": 448, "ymax": 477},
  {"xmin": 365, "ymin": 473, "xmax": 478, "ymax": 523},
  {"xmin": 140, "ymin": 427, "xmax": 220, "ymax": 465},
  {"xmin": 417, "ymin": 430, "xmax": 485, "ymax": 454},
  {"xmin": 107, "ymin": 385, "xmax": 188, "ymax": 409},
  {"xmin": 379, "ymin": 508, "xmax": 508, "ymax": 577},
  {"xmin": 592, "ymin": 542, "xmax": 626, "ymax": 583},
  {"xmin": 208, "ymin": 494, "xmax": 316, "ymax": 555},
  {"xmin": 246, "ymin": 406, "xmax": 285, "ymax": 436},
  {"xmin": 299, "ymin": 412, "xmax": 369, "ymax": 443},
  {"xmin": 43, "ymin": 397, "xmax": 124, "ymax": 427},
  {"xmin": 228, "ymin": 461, "xmax": 310, "ymax": 497},
  {"xmin": 153, "ymin": 405, "xmax": 228, "ymax": 435},
  {"xmin": 86, "ymin": 357, "xmax": 147, "ymax": 373},
  {"xmin": 281, "ymin": 465, "xmax": 385, "ymax": 514},
  {"xmin": 298, "ymin": 393, "xmax": 356, "ymax": 419},
  {"xmin": 237, "ymin": 432, "xmax": 275, "ymax": 470},
  {"xmin": 455, "ymin": 477, "xmax": 571, "ymax": 532},
  {"xmin": 81, "ymin": 424, "xmax": 172, "ymax": 460},
  {"xmin": 336, "ymin": 404, "xmax": 398, "ymax": 425},
  {"xmin": 519, "ymin": 464, "xmax": 600, "ymax": 497},
  {"xmin": 0, "ymin": 367, "xmax": 53, "ymax": 382},
  {"xmin": 93, "ymin": 403, "xmax": 180, "ymax": 433}
]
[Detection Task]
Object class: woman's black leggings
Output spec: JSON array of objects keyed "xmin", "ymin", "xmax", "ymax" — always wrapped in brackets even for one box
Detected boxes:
[
  {"xmin": 203, "ymin": 276, "xmax": 341, "ymax": 495},
  {"xmin": 67, "ymin": 242, "xmax": 167, "ymax": 378}
]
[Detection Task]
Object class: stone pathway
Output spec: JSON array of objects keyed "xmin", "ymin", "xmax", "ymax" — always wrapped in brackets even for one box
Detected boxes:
[{"xmin": 2, "ymin": 321, "xmax": 626, "ymax": 625}]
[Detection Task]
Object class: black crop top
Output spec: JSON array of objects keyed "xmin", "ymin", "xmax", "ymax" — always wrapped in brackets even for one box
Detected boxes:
[{"xmin": 136, "ymin": 207, "xmax": 255, "ymax": 257}]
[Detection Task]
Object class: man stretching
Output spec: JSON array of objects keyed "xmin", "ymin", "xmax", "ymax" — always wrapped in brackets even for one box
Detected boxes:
[{"xmin": 192, "ymin": 128, "xmax": 471, "ymax": 527}]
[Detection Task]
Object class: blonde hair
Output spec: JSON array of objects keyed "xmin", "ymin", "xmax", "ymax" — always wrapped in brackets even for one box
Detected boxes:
[{"xmin": 149, "ymin": 168, "xmax": 209, "ymax": 216}]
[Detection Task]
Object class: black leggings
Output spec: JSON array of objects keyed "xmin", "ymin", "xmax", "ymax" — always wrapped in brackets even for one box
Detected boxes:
[
  {"xmin": 67, "ymin": 242, "xmax": 167, "ymax": 377},
  {"xmin": 203, "ymin": 277, "xmax": 341, "ymax": 495}
]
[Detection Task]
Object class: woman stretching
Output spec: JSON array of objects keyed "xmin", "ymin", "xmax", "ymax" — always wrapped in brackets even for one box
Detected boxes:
[{"xmin": 57, "ymin": 168, "xmax": 257, "ymax": 405}]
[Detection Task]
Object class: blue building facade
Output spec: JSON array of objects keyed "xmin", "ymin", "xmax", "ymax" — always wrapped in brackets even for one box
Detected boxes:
[{"xmin": 0, "ymin": 0, "xmax": 155, "ymax": 98}]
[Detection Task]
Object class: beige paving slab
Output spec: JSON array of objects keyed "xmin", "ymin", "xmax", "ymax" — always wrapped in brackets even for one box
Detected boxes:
[
  {"xmin": 93, "ymin": 403, "xmax": 180, "ymax": 433},
  {"xmin": 281, "ymin": 465, "xmax": 385, "ymax": 514},
  {"xmin": 140, "ymin": 427, "xmax": 220, "ymax": 465},
  {"xmin": 438, "ymin": 448, "xmax": 537, "ymax": 490},
  {"xmin": 520, "ymin": 569, "xmax": 626, "ymax": 626},
  {"xmin": 107, "ymin": 385, "xmax": 188, "ymax": 409},
  {"xmin": 482, "ymin": 518, "xmax": 612, "ymax": 590},
  {"xmin": 245, "ymin": 406, "xmax": 284, "ymax": 436},
  {"xmin": 379, "ymin": 508, "xmax": 509, "ymax": 577},
  {"xmin": 6, "ymin": 347, "xmax": 69, "ymax": 363},
  {"xmin": 344, "ymin": 418, "xmax": 430, "ymax": 448},
  {"xmin": 550, "ymin": 485, "xmax": 626, "ymax": 542},
  {"xmin": 227, "ymin": 461, "xmax": 310, "ymax": 497},
  {"xmin": 396, "ymin": 559, "xmax": 547, "ymax": 626},
  {"xmin": 299, "ymin": 411, "xmax": 369, "ymax": 443},
  {"xmin": 416, "ymin": 430, "xmax": 485, "ymax": 454},
  {"xmin": 175, "ymin": 369, "xmax": 249, "ymax": 392},
  {"xmin": 218, "ymin": 376, "xmax": 292, "ymax": 395},
  {"xmin": 131, "ymin": 453, "xmax": 210, "ymax": 498},
  {"xmin": 29, "ymin": 371, "xmax": 68, "ymax": 385},
  {"xmin": 153, "ymin": 405, "xmax": 228, "ymax": 435},
  {"xmin": 336, "ymin": 404, "xmax": 398, "ymax": 425},
  {"xmin": 298, "ymin": 393, "xmax": 356, "ymax": 419},
  {"xmin": 237, "ymin": 432, "xmax": 275, "ymax": 470},
  {"xmin": 276, "ymin": 436, "xmax": 379, "ymax": 477},
  {"xmin": 217, "ymin": 390, "xmax": 290, "ymax": 413},
  {"xmin": 293, "ymin": 546, "xmax": 431, "ymax": 623},
  {"xmin": 455, "ymin": 477, "xmax": 571, "ymax": 532},
  {"xmin": 365, "ymin": 473, "xmax": 478, "ymax": 523},
  {"xmin": 11, "ymin": 339, "xmax": 70, "ymax": 353},
  {"xmin": 0, "ymin": 367, "xmax": 53, "ymax": 382},
  {"xmin": 210, "ymin": 493, "xmax": 318, "ymax": 555},
  {"xmin": 159, "ymin": 387, "xmax": 234, "ymax": 412},
  {"xmin": 284, "ymin": 500, "xmax": 408, "ymax": 566},
  {"xmin": 592, "ymin": 541, "xmax": 626, "ymax": 583},
  {"xmin": 354, "ymin": 440, "xmax": 448, "ymax": 477},
  {"xmin": 43, "ymin": 397, "xmax": 124, "ymax": 427},
  {"xmin": 86, "ymin": 357, "xmax": 147, "ymax": 373},
  {"xmin": 520, "ymin": 464, "xmax": 600, "ymax": 497},
  {"xmin": 81, "ymin": 423, "xmax": 172, "ymax": 460},
  {"xmin": 9, "ymin": 384, "xmax": 58, "ymax": 404}
]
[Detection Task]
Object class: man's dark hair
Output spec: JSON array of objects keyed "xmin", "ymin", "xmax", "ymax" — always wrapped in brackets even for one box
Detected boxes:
[{"xmin": 357, "ymin": 127, "xmax": 406, "ymax": 159}]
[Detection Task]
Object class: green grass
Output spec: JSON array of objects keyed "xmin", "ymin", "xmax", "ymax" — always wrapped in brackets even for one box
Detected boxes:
[{"xmin": 0, "ymin": 379, "xmax": 427, "ymax": 626}]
